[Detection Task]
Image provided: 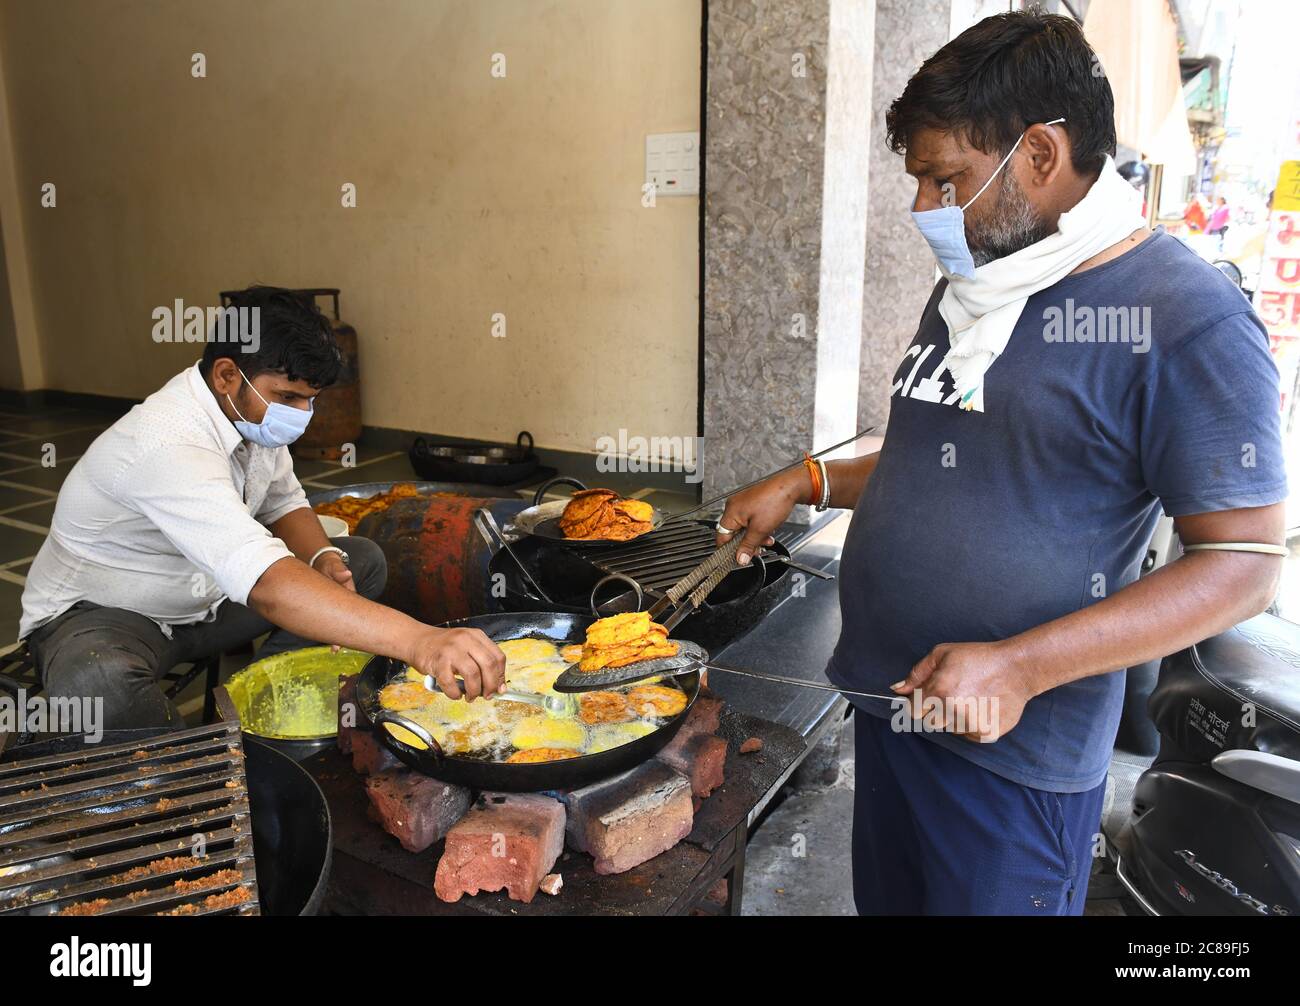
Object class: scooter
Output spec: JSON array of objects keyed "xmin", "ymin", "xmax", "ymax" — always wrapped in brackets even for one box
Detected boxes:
[{"xmin": 1091, "ymin": 518, "xmax": 1300, "ymax": 915}]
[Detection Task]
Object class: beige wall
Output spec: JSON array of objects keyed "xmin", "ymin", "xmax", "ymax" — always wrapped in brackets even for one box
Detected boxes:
[{"xmin": 0, "ymin": 0, "xmax": 700, "ymax": 452}]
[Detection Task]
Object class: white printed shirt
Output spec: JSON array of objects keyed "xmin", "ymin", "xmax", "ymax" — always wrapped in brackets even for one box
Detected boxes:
[{"xmin": 20, "ymin": 364, "xmax": 306, "ymax": 637}]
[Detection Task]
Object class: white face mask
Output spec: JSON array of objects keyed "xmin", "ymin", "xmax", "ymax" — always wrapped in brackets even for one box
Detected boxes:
[
  {"xmin": 909, "ymin": 118, "xmax": 1065, "ymax": 279},
  {"xmin": 226, "ymin": 369, "xmax": 313, "ymax": 448}
]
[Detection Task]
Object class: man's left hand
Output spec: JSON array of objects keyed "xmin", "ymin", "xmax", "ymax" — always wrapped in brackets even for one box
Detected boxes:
[
  {"xmin": 316, "ymin": 553, "xmax": 355, "ymax": 593},
  {"xmin": 891, "ymin": 641, "xmax": 1033, "ymax": 742}
]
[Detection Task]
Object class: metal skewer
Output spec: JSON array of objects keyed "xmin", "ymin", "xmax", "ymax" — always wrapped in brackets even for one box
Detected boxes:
[
  {"xmin": 653, "ymin": 425, "xmax": 878, "ymax": 531},
  {"xmin": 698, "ymin": 662, "xmax": 902, "ymax": 703}
]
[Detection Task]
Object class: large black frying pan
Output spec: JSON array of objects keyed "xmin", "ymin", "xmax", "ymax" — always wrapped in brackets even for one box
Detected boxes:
[
  {"xmin": 355, "ymin": 611, "xmax": 699, "ymax": 792},
  {"xmin": 506, "ymin": 477, "xmax": 667, "ymax": 548}
]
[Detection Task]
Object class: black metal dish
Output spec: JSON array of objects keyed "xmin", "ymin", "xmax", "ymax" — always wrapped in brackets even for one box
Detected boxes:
[
  {"xmin": 410, "ymin": 431, "xmax": 539, "ymax": 486},
  {"xmin": 355, "ymin": 611, "xmax": 699, "ymax": 792},
  {"xmin": 507, "ymin": 476, "xmax": 666, "ymax": 547}
]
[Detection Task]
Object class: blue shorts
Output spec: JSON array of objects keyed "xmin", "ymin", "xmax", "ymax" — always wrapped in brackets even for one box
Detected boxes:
[{"xmin": 852, "ymin": 710, "xmax": 1106, "ymax": 915}]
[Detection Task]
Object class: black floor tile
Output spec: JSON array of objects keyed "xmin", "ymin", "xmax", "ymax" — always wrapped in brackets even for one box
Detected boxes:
[
  {"xmin": 303, "ymin": 453, "xmax": 420, "ymax": 487},
  {"xmin": 0, "ymin": 579, "xmax": 25, "ymax": 646},
  {"xmin": 0, "ymin": 482, "xmax": 52, "ymax": 510},
  {"xmin": 0, "ymin": 463, "xmax": 71, "ymax": 493},
  {"xmin": 0, "ymin": 526, "xmax": 47, "ymax": 565},
  {"xmin": 0, "ymin": 413, "xmax": 111, "ymax": 437},
  {"xmin": 2, "ymin": 501, "xmax": 55, "ymax": 527},
  {"xmin": 0, "ymin": 427, "xmax": 106, "ymax": 464}
]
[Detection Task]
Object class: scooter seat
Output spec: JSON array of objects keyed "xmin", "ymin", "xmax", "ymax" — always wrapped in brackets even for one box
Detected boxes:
[{"xmin": 1148, "ymin": 612, "xmax": 1300, "ymax": 764}]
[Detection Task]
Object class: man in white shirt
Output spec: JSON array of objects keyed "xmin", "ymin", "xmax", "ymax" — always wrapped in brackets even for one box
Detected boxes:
[{"xmin": 21, "ymin": 286, "xmax": 505, "ymax": 729}]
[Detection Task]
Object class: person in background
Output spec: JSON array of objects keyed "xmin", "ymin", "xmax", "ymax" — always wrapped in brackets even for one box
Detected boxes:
[
  {"xmin": 1208, "ymin": 195, "xmax": 1231, "ymax": 250},
  {"xmin": 21, "ymin": 286, "xmax": 505, "ymax": 730}
]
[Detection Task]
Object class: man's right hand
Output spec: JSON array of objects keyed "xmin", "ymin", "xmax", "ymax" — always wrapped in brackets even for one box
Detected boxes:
[
  {"xmin": 407, "ymin": 626, "xmax": 507, "ymax": 701},
  {"xmin": 714, "ymin": 466, "xmax": 813, "ymax": 565}
]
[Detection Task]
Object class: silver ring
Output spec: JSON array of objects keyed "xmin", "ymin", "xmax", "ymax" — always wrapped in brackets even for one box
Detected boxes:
[{"xmin": 715, "ymin": 521, "xmax": 738, "ymax": 536}]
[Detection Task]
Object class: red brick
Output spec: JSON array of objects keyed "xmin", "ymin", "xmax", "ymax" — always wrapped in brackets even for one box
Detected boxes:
[
  {"xmin": 683, "ymin": 693, "xmax": 724, "ymax": 738},
  {"xmin": 655, "ymin": 695, "xmax": 724, "ymax": 765},
  {"xmin": 656, "ymin": 732, "xmax": 727, "ymax": 798},
  {"xmin": 434, "ymin": 792, "xmax": 565, "ymax": 904},
  {"xmin": 351, "ymin": 728, "xmax": 401, "ymax": 776},
  {"xmin": 338, "ymin": 673, "xmax": 359, "ymax": 754},
  {"xmin": 365, "ymin": 769, "xmax": 470, "ymax": 853},
  {"xmin": 564, "ymin": 760, "xmax": 693, "ymax": 875}
]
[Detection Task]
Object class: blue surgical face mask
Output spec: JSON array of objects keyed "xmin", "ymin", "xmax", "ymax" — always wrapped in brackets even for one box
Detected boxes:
[
  {"xmin": 910, "ymin": 118, "xmax": 1065, "ymax": 279},
  {"xmin": 227, "ymin": 369, "xmax": 313, "ymax": 448}
]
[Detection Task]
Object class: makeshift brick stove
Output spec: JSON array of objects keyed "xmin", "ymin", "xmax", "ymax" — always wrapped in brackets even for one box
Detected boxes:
[{"xmin": 307, "ymin": 673, "xmax": 806, "ymax": 915}]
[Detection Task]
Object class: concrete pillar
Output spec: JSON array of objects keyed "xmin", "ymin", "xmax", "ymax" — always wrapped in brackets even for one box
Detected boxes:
[
  {"xmin": 703, "ymin": 0, "xmax": 875, "ymax": 507},
  {"xmin": 855, "ymin": 0, "xmax": 952, "ymax": 430}
]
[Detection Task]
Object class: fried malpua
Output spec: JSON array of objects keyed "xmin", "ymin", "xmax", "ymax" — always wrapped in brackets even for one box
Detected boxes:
[
  {"xmin": 577, "ymin": 690, "xmax": 634, "ymax": 725},
  {"xmin": 626, "ymin": 684, "xmax": 688, "ymax": 718},
  {"xmin": 557, "ymin": 489, "xmax": 654, "ymax": 541},
  {"xmin": 506, "ymin": 747, "xmax": 581, "ymax": 764},
  {"xmin": 578, "ymin": 612, "xmax": 679, "ymax": 672},
  {"xmin": 378, "ymin": 680, "xmax": 432, "ymax": 712}
]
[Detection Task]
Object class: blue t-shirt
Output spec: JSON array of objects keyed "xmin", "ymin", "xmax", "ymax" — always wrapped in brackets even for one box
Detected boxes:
[{"xmin": 826, "ymin": 231, "xmax": 1288, "ymax": 792}]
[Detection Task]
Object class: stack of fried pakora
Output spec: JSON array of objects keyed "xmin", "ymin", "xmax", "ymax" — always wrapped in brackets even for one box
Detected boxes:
[
  {"xmin": 557, "ymin": 489, "xmax": 654, "ymax": 541},
  {"xmin": 576, "ymin": 611, "xmax": 679, "ymax": 671}
]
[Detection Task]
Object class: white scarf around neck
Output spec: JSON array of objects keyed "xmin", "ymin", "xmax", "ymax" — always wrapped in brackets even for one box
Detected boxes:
[{"xmin": 938, "ymin": 156, "xmax": 1147, "ymax": 412}]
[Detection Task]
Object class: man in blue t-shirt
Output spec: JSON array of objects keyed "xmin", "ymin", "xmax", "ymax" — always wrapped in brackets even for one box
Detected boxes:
[{"xmin": 716, "ymin": 11, "xmax": 1287, "ymax": 915}]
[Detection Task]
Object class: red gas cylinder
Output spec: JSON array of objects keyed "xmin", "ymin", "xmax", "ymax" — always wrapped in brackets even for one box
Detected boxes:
[{"xmin": 355, "ymin": 494, "xmax": 517, "ymax": 625}]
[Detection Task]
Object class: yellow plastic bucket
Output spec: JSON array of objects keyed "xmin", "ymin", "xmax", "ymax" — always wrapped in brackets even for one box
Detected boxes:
[{"xmin": 223, "ymin": 646, "xmax": 371, "ymax": 741}]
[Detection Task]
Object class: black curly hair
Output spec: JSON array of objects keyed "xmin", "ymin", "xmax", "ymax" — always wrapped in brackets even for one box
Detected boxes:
[
  {"xmin": 199, "ymin": 286, "xmax": 342, "ymax": 389},
  {"xmin": 886, "ymin": 8, "xmax": 1117, "ymax": 175}
]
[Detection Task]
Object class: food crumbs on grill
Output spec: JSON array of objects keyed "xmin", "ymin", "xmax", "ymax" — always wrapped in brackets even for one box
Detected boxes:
[
  {"xmin": 172, "ymin": 869, "xmax": 243, "ymax": 896},
  {"xmin": 203, "ymin": 886, "xmax": 252, "ymax": 910},
  {"xmin": 224, "ymin": 780, "xmax": 238, "ymax": 789},
  {"xmin": 156, "ymin": 885, "xmax": 252, "ymax": 916},
  {"xmin": 156, "ymin": 797, "xmax": 179, "ymax": 812},
  {"xmin": 131, "ymin": 750, "xmax": 149, "ymax": 760},
  {"xmin": 739, "ymin": 737, "xmax": 764, "ymax": 754},
  {"xmin": 58, "ymin": 898, "xmax": 111, "ymax": 917}
]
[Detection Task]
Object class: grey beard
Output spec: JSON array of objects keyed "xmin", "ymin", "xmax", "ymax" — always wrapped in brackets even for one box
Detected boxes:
[{"xmin": 968, "ymin": 169, "xmax": 1054, "ymax": 268}]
